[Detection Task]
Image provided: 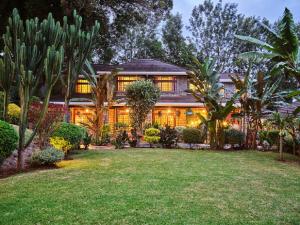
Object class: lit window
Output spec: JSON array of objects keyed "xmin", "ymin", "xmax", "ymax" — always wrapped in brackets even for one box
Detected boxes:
[
  {"xmin": 154, "ymin": 76, "xmax": 175, "ymax": 92},
  {"xmin": 116, "ymin": 108, "xmax": 130, "ymax": 126},
  {"xmin": 117, "ymin": 76, "xmax": 141, "ymax": 92},
  {"xmin": 76, "ymin": 79, "xmax": 91, "ymax": 94},
  {"xmin": 153, "ymin": 109, "xmax": 175, "ymax": 127}
]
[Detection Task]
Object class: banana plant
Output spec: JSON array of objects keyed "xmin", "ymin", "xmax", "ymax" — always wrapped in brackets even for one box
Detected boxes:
[
  {"xmin": 61, "ymin": 10, "xmax": 100, "ymax": 122},
  {"xmin": 235, "ymin": 8, "xmax": 300, "ymax": 83},
  {"xmin": 0, "ymin": 46, "xmax": 15, "ymax": 120},
  {"xmin": 187, "ymin": 57, "xmax": 242, "ymax": 149}
]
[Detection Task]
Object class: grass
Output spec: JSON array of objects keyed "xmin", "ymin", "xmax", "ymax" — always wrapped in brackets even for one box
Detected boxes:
[{"xmin": 0, "ymin": 149, "xmax": 299, "ymax": 225}]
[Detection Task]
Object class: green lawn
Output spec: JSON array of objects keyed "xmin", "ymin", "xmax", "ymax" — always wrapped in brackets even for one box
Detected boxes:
[{"xmin": 0, "ymin": 149, "xmax": 299, "ymax": 225}]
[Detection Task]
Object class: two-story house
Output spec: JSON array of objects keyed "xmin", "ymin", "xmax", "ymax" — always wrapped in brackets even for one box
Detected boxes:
[{"xmin": 54, "ymin": 59, "xmax": 240, "ymax": 129}]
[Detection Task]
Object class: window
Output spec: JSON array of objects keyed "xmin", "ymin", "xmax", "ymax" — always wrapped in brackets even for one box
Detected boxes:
[
  {"xmin": 76, "ymin": 79, "xmax": 91, "ymax": 94},
  {"xmin": 117, "ymin": 76, "xmax": 141, "ymax": 92},
  {"xmin": 154, "ymin": 76, "xmax": 175, "ymax": 92},
  {"xmin": 116, "ymin": 108, "xmax": 130, "ymax": 126}
]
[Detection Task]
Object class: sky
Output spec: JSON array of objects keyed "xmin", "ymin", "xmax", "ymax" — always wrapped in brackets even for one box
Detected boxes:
[{"xmin": 173, "ymin": 0, "xmax": 300, "ymax": 34}]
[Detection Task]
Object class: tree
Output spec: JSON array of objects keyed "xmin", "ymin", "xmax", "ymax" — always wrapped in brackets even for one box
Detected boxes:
[
  {"xmin": 0, "ymin": 46, "xmax": 15, "ymax": 121},
  {"xmin": 3, "ymin": 9, "xmax": 65, "ymax": 169},
  {"xmin": 114, "ymin": 21, "xmax": 165, "ymax": 63},
  {"xmin": 0, "ymin": 1, "xmax": 172, "ymax": 62},
  {"xmin": 236, "ymin": 8, "xmax": 300, "ymax": 83},
  {"xmin": 125, "ymin": 80, "xmax": 160, "ymax": 138},
  {"xmin": 187, "ymin": 57, "xmax": 241, "ymax": 149},
  {"xmin": 162, "ymin": 13, "xmax": 195, "ymax": 66},
  {"xmin": 61, "ymin": 10, "xmax": 100, "ymax": 122},
  {"xmin": 188, "ymin": 0, "xmax": 269, "ymax": 72},
  {"xmin": 79, "ymin": 62, "xmax": 116, "ymax": 145}
]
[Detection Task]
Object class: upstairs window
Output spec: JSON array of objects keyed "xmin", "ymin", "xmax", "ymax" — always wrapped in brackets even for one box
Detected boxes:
[
  {"xmin": 154, "ymin": 76, "xmax": 176, "ymax": 92},
  {"xmin": 76, "ymin": 79, "xmax": 91, "ymax": 94},
  {"xmin": 117, "ymin": 76, "xmax": 141, "ymax": 92}
]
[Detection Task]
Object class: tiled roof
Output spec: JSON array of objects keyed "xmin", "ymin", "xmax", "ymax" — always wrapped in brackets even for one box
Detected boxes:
[{"xmin": 93, "ymin": 59, "xmax": 187, "ymax": 73}]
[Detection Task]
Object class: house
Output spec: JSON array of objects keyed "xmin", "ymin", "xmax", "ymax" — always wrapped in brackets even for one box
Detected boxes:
[{"xmin": 52, "ymin": 59, "xmax": 240, "ymax": 129}]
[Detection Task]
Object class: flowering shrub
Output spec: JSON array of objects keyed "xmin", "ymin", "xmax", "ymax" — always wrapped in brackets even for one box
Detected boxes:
[
  {"xmin": 31, "ymin": 147, "xmax": 64, "ymax": 165},
  {"xmin": 7, "ymin": 103, "xmax": 20, "ymax": 124},
  {"xmin": 50, "ymin": 137, "xmax": 72, "ymax": 153},
  {"xmin": 28, "ymin": 103, "xmax": 65, "ymax": 148},
  {"xmin": 51, "ymin": 122, "xmax": 83, "ymax": 149}
]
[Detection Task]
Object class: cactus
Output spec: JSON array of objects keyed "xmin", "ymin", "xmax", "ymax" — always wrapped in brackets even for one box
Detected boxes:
[
  {"xmin": 0, "ymin": 46, "xmax": 15, "ymax": 121},
  {"xmin": 2, "ymin": 9, "xmax": 65, "ymax": 170},
  {"xmin": 61, "ymin": 10, "xmax": 100, "ymax": 122}
]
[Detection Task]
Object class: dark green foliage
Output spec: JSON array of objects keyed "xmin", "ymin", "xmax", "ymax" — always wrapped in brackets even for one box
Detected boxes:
[
  {"xmin": 82, "ymin": 132, "xmax": 92, "ymax": 150},
  {"xmin": 51, "ymin": 122, "xmax": 83, "ymax": 148},
  {"xmin": 31, "ymin": 147, "xmax": 64, "ymax": 166},
  {"xmin": 224, "ymin": 128, "xmax": 245, "ymax": 145},
  {"xmin": 0, "ymin": 120, "xmax": 18, "ymax": 163},
  {"xmin": 258, "ymin": 130, "xmax": 280, "ymax": 146},
  {"xmin": 159, "ymin": 125, "xmax": 178, "ymax": 148},
  {"xmin": 126, "ymin": 80, "xmax": 160, "ymax": 131},
  {"xmin": 112, "ymin": 130, "xmax": 128, "ymax": 149},
  {"xmin": 182, "ymin": 128, "xmax": 204, "ymax": 149}
]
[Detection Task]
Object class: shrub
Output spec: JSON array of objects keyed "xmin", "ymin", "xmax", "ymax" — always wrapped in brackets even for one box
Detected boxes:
[
  {"xmin": 144, "ymin": 128, "xmax": 160, "ymax": 147},
  {"xmin": 7, "ymin": 103, "xmax": 20, "ymax": 124},
  {"xmin": 258, "ymin": 130, "xmax": 279, "ymax": 147},
  {"xmin": 175, "ymin": 126, "xmax": 186, "ymax": 141},
  {"xmin": 82, "ymin": 132, "xmax": 92, "ymax": 150},
  {"xmin": 50, "ymin": 137, "xmax": 72, "ymax": 153},
  {"xmin": 0, "ymin": 120, "xmax": 18, "ymax": 164},
  {"xmin": 182, "ymin": 128, "xmax": 203, "ymax": 149},
  {"xmin": 51, "ymin": 122, "xmax": 83, "ymax": 149},
  {"xmin": 28, "ymin": 103, "xmax": 64, "ymax": 148},
  {"xmin": 31, "ymin": 147, "xmax": 64, "ymax": 165},
  {"xmin": 128, "ymin": 128, "xmax": 138, "ymax": 147},
  {"xmin": 112, "ymin": 130, "xmax": 128, "ymax": 149},
  {"xmin": 160, "ymin": 125, "xmax": 178, "ymax": 148},
  {"xmin": 224, "ymin": 128, "xmax": 245, "ymax": 146}
]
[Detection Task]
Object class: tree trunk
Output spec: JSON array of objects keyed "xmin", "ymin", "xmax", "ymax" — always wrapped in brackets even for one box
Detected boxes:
[
  {"xmin": 64, "ymin": 62, "xmax": 72, "ymax": 123},
  {"xmin": 279, "ymin": 135, "xmax": 283, "ymax": 161},
  {"xmin": 17, "ymin": 86, "xmax": 30, "ymax": 170}
]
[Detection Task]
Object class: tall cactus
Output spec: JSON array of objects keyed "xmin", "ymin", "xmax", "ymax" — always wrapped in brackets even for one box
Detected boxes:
[
  {"xmin": 61, "ymin": 10, "xmax": 100, "ymax": 122},
  {"xmin": 0, "ymin": 46, "xmax": 15, "ymax": 121},
  {"xmin": 2, "ymin": 9, "xmax": 65, "ymax": 170}
]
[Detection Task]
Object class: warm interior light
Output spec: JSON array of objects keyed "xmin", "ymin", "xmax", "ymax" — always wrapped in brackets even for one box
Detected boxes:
[
  {"xmin": 125, "ymin": 109, "xmax": 130, "ymax": 113},
  {"xmin": 167, "ymin": 109, "xmax": 171, "ymax": 113},
  {"xmin": 85, "ymin": 109, "xmax": 89, "ymax": 113}
]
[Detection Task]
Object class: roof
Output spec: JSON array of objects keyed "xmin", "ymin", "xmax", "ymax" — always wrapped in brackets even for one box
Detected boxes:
[{"xmin": 93, "ymin": 59, "xmax": 188, "ymax": 75}]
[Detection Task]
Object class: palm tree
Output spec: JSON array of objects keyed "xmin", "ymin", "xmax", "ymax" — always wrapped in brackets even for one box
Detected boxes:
[
  {"xmin": 188, "ymin": 57, "xmax": 241, "ymax": 149},
  {"xmin": 236, "ymin": 8, "xmax": 300, "ymax": 83},
  {"xmin": 269, "ymin": 112, "xmax": 288, "ymax": 161}
]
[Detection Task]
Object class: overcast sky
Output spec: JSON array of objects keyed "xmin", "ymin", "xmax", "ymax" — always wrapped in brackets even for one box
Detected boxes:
[{"xmin": 173, "ymin": 0, "xmax": 300, "ymax": 34}]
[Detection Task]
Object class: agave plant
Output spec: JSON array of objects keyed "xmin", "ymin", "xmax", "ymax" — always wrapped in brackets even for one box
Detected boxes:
[{"xmin": 236, "ymin": 8, "xmax": 300, "ymax": 82}]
